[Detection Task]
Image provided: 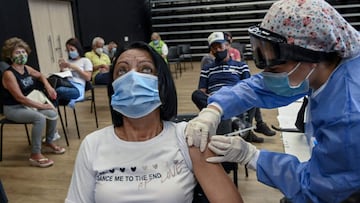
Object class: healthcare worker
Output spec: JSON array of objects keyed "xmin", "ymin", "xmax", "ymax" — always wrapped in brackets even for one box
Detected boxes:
[{"xmin": 185, "ymin": 0, "xmax": 360, "ymax": 202}]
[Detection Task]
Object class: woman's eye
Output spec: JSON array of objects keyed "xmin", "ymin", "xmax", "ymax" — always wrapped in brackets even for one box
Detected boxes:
[
  {"xmin": 140, "ymin": 66, "xmax": 154, "ymax": 74},
  {"xmin": 116, "ymin": 68, "xmax": 127, "ymax": 76},
  {"xmin": 14, "ymin": 50, "xmax": 26, "ymax": 55},
  {"xmin": 119, "ymin": 70, "xmax": 127, "ymax": 75}
]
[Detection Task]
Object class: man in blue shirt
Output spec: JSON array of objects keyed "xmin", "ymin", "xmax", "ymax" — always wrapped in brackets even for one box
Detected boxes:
[{"xmin": 192, "ymin": 32, "xmax": 267, "ymax": 142}]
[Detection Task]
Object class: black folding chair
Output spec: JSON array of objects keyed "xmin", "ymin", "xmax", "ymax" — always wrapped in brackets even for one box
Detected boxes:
[
  {"xmin": 167, "ymin": 46, "xmax": 182, "ymax": 79},
  {"xmin": 178, "ymin": 44, "xmax": 194, "ymax": 70},
  {"xmin": 57, "ymin": 81, "xmax": 98, "ymax": 140}
]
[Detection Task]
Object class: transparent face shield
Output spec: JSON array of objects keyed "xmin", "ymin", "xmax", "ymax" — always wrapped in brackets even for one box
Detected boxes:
[{"xmin": 248, "ymin": 25, "xmax": 336, "ymax": 69}]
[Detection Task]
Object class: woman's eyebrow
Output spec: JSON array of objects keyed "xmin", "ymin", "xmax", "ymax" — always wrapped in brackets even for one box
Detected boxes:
[
  {"xmin": 138, "ymin": 59, "xmax": 153, "ymax": 64},
  {"xmin": 115, "ymin": 61, "xmax": 129, "ymax": 66}
]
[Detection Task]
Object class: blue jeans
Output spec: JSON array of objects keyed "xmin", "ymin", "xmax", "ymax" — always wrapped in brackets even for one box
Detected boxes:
[
  {"xmin": 56, "ymin": 86, "xmax": 80, "ymax": 101},
  {"xmin": 191, "ymin": 89, "xmax": 231, "ymax": 134}
]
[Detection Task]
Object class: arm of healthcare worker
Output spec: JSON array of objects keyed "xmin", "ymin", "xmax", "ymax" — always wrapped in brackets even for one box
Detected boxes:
[
  {"xmin": 205, "ymin": 136, "xmax": 308, "ymax": 201},
  {"xmin": 206, "ymin": 135, "xmax": 259, "ymax": 169},
  {"xmin": 185, "ymin": 73, "xmax": 305, "ymax": 152}
]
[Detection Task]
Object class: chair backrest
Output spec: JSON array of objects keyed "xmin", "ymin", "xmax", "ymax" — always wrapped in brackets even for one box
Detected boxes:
[
  {"xmin": 0, "ymin": 73, "xmax": 3, "ymax": 115},
  {"xmin": 0, "ymin": 62, "xmax": 10, "ymax": 115},
  {"xmin": 179, "ymin": 44, "xmax": 191, "ymax": 54},
  {"xmin": 0, "ymin": 62, "xmax": 9, "ymax": 73},
  {"xmin": 171, "ymin": 113, "xmax": 197, "ymax": 123},
  {"xmin": 85, "ymin": 80, "xmax": 93, "ymax": 92},
  {"xmin": 167, "ymin": 46, "xmax": 180, "ymax": 59}
]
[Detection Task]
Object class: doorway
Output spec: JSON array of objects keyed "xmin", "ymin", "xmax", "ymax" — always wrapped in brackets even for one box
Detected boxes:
[{"xmin": 28, "ymin": 0, "xmax": 75, "ymax": 75}]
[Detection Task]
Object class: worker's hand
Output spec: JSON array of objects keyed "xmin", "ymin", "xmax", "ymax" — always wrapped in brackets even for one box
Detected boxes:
[
  {"xmin": 185, "ymin": 108, "xmax": 221, "ymax": 152},
  {"xmin": 206, "ymin": 135, "xmax": 257, "ymax": 165}
]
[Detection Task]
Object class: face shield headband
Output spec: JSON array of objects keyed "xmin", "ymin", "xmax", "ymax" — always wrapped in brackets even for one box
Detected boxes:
[{"xmin": 248, "ymin": 25, "xmax": 336, "ymax": 69}]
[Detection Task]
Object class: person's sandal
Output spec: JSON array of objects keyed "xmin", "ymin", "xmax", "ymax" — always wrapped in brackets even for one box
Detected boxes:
[
  {"xmin": 42, "ymin": 144, "xmax": 66, "ymax": 154},
  {"xmin": 29, "ymin": 158, "xmax": 54, "ymax": 168}
]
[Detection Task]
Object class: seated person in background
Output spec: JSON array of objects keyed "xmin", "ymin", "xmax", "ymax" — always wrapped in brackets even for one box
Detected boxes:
[
  {"xmin": 200, "ymin": 48, "xmax": 215, "ymax": 69},
  {"xmin": 225, "ymin": 31, "xmax": 275, "ymax": 137},
  {"xmin": 103, "ymin": 41, "xmax": 118, "ymax": 61},
  {"xmin": 85, "ymin": 37, "xmax": 111, "ymax": 85},
  {"xmin": 1, "ymin": 37, "xmax": 65, "ymax": 168},
  {"xmin": 65, "ymin": 41, "xmax": 243, "ymax": 203},
  {"xmin": 224, "ymin": 31, "xmax": 241, "ymax": 62},
  {"xmin": 192, "ymin": 31, "xmax": 270, "ymax": 142},
  {"xmin": 56, "ymin": 38, "xmax": 93, "ymax": 108},
  {"xmin": 192, "ymin": 32, "xmax": 249, "ymax": 110},
  {"xmin": 148, "ymin": 32, "xmax": 168, "ymax": 62},
  {"xmin": 223, "ymin": 32, "xmax": 275, "ymax": 136}
]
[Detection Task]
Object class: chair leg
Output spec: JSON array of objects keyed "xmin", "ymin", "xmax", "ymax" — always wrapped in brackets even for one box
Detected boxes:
[
  {"xmin": 93, "ymin": 100, "xmax": 98, "ymax": 128},
  {"xmin": 61, "ymin": 120, "xmax": 69, "ymax": 146},
  {"xmin": 63, "ymin": 106, "xmax": 68, "ymax": 127},
  {"xmin": 170, "ymin": 64, "xmax": 177, "ymax": 79},
  {"xmin": 72, "ymin": 109, "xmax": 80, "ymax": 139},
  {"xmin": 57, "ymin": 107, "xmax": 69, "ymax": 146},
  {"xmin": 190, "ymin": 57, "xmax": 194, "ymax": 69},
  {"xmin": 178, "ymin": 62, "xmax": 182, "ymax": 77},
  {"xmin": 91, "ymin": 88, "xmax": 98, "ymax": 128},
  {"xmin": 24, "ymin": 124, "xmax": 30, "ymax": 146},
  {"xmin": 234, "ymin": 166, "xmax": 238, "ymax": 187},
  {"xmin": 175, "ymin": 64, "xmax": 178, "ymax": 79},
  {"xmin": 90, "ymin": 89, "xmax": 94, "ymax": 114}
]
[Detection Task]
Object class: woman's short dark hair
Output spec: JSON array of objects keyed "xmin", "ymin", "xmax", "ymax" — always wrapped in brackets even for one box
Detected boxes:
[
  {"xmin": 65, "ymin": 38, "xmax": 84, "ymax": 58},
  {"xmin": 108, "ymin": 41, "xmax": 177, "ymax": 127}
]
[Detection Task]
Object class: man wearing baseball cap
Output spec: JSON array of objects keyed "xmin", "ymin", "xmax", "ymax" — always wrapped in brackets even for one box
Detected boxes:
[{"xmin": 192, "ymin": 31, "xmax": 266, "ymax": 143}]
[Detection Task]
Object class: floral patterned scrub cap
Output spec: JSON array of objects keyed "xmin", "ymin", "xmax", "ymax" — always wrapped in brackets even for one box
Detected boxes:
[{"xmin": 261, "ymin": 0, "xmax": 360, "ymax": 58}]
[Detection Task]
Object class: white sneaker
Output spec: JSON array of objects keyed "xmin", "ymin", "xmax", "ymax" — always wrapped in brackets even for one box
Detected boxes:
[
  {"xmin": 42, "ymin": 131, "xmax": 61, "ymax": 143},
  {"xmin": 52, "ymin": 131, "xmax": 61, "ymax": 141}
]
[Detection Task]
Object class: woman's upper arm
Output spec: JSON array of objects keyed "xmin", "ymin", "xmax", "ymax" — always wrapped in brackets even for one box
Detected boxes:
[
  {"xmin": 189, "ymin": 147, "xmax": 243, "ymax": 203},
  {"xmin": 2, "ymin": 71, "xmax": 24, "ymax": 100},
  {"xmin": 27, "ymin": 66, "xmax": 42, "ymax": 78}
]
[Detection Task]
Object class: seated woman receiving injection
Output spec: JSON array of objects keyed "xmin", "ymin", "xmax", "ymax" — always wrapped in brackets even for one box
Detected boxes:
[{"xmin": 65, "ymin": 41, "xmax": 243, "ymax": 203}]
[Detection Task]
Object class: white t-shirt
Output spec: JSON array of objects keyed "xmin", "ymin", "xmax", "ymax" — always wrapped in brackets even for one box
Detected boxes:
[
  {"xmin": 65, "ymin": 121, "xmax": 196, "ymax": 203},
  {"xmin": 68, "ymin": 57, "xmax": 93, "ymax": 86}
]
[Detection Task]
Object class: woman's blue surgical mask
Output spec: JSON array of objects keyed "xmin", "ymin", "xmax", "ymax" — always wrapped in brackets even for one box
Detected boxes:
[
  {"xmin": 111, "ymin": 47, "xmax": 117, "ymax": 55},
  {"xmin": 153, "ymin": 40, "xmax": 159, "ymax": 45},
  {"xmin": 261, "ymin": 62, "xmax": 314, "ymax": 97},
  {"xmin": 69, "ymin": 50, "xmax": 79, "ymax": 59},
  {"xmin": 111, "ymin": 70, "xmax": 162, "ymax": 118}
]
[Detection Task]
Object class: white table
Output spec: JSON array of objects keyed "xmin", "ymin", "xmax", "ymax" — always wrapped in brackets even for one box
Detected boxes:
[{"xmin": 277, "ymin": 99, "xmax": 311, "ymax": 162}]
